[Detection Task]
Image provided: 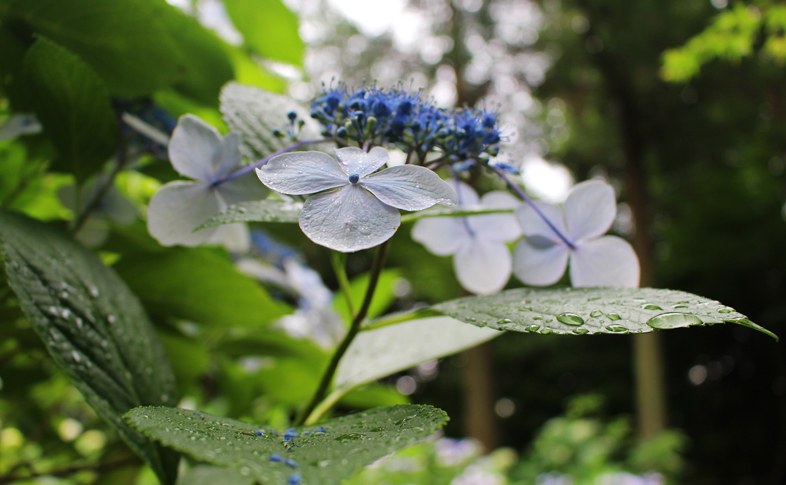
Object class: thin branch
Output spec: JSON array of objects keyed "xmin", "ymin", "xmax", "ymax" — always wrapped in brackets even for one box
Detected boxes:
[{"xmin": 296, "ymin": 240, "xmax": 391, "ymax": 425}]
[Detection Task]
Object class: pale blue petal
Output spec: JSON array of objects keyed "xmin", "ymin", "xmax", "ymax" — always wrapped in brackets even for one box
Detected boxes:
[
  {"xmin": 207, "ymin": 221, "xmax": 250, "ymax": 253},
  {"xmin": 299, "ymin": 185, "xmax": 401, "ymax": 252},
  {"xmin": 563, "ymin": 180, "xmax": 616, "ymax": 242},
  {"xmin": 256, "ymin": 151, "xmax": 347, "ymax": 195},
  {"xmin": 446, "ymin": 179, "xmax": 480, "ymax": 206},
  {"xmin": 168, "ymin": 114, "xmax": 223, "ymax": 181},
  {"xmin": 411, "ymin": 216, "xmax": 467, "ymax": 256},
  {"xmin": 512, "ymin": 236, "xmax": 569, "ymax": 286},
  {"xmin": 569, "ymin": 236, "xmax": 640, "ymax": 287},
  {"xmin": 216, "ymin": 171, "xmax": 269, "ymax": 205},
  {"xmin": 335, "ymin": 146, "xmax": 389, "ymax": 177},
  {"xmin": 361, "ymin": 165, "xmax": 457, "ymax": 211},
  {"xmin": 454, "ymin": 237, "xmax": 512, "ymax": 295},
  {"xmin": 467, "ymin": 191, "xmax": 522, "ymax": 242},
  {"xmin": 515, "ymin": 201, "xmax": 567, "ymax": 244},
  {"xmin": 147, "ymin": 181, "xmax": 220, "ymax": 246},
  {"xmin": 212, "ymin": 132, "xmax": 244, "ymax": 179}
]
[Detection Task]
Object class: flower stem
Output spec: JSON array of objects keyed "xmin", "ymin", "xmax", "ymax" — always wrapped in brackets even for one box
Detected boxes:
[
  {"xmin": 330, "ymin": 250, "xmax": 355, "ymax": 318},
  {"xmin": 214, "ymin": 138, "xmax": 333, "ymax": 185},
  {"xmin": 489, "ymin": 164, "xmax": 576, "ymax": 250},
  {"xmin": 296, "ymin": 239, "xmax": 390, "ymax": 425}
]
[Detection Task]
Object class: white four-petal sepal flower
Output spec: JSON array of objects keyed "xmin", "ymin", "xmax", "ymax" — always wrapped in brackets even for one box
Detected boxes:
[
  {"xmin": 256, "ymin": 147, "xmax": 457, "ymax": 252},
  {"xmin": 412, "ymin": 180, "xmax": 522, "ymax": 295},
  {"xmin": 512, "ymin": 179, "xmax": 640, "ymax": 287},
  {"xmin": 147, "ymin": 114, "xmax": 268, "ymax": 251}
]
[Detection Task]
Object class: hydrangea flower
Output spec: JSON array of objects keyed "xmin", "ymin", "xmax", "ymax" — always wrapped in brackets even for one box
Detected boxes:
[
  {"xmin": 512, "ymin": 180, "xmax": 640, "ymax": 287},
  {"xmin": 147, "ymin": 114, "xmax": 267, "ymax": 251},
  {"xmin": 412, "ymin": 180, "xmax": 521, "ymax": 295},
  {"xmin": 256, "ymin": 147, "xmax": 457, "ymax": 252},
  {"xmin": 0, "ymin": 113, "xmax": 42, "ymax": 141}
]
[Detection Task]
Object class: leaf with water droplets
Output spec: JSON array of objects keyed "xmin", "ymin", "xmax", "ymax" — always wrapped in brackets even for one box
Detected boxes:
[
  {"xmin": 431, "ymin": 287, "xmax": 777, "ymax": 340},
  {"xmin": 125, "ymin": 405, "xmax": 448, "ymax": 485},
  {"xmin": 0, "ymin": 210, "xmax": 180, "ymax": 484},
  {"xmin": 197, "ymin": 200, "xmax": 303, "ymax": 229}
]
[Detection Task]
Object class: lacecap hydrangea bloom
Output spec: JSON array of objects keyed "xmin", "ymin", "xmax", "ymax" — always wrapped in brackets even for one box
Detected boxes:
[
  {"xmin": 256, "ymin": 147, "xmax": 457, "ymax": 252},
  {"xmin": 147, "ymin": 114, "xmax": 267, "ymax": 252},
  {"xmin": 512, "ymin": 180, "xmax": 640, "ymax": 287},
  {"xmin": 412, "ymin": 180, "xmax": 521, "ymax": 295}
]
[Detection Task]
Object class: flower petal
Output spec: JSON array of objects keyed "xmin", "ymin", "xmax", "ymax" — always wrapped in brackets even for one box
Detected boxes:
[
  {"xmin": 411, "ymin": 216, "xmax": 467, "ymax": 256},
  {"xmin": 215, "ymin": 171, "xmax": 269, "ymax": 206},
  {"xmin": 569, "ymin": 236, "xmax": 640, "ymax": 287},
  {"xmin": 563, "ymin": 179, "xmax": 616, "ymax": 242},
  {"xmin": 361, "ymin": 165, "xmax": 457, "ymax": 211},
  {"xmin": 212, "ymin": 132, "xmax": 244, "ymax": 180},
  {"xmin": 467, "ymin": 191, "xmax": 522, "ymax": 242},
  {"xmin": 515, "ymin": 200, "xmax": 567, "ymax": 244},
  {"xmin": 335, "ymin": 146, "xmax": 389, "ymax": 177},
  {"xmin": 168, "ymin": 114, "xmax": 223, "ymax": 181},
  {"xmin": 147, "ymin": 181, "xmax": 220, "ymax": 246},
  {"xmin": 446, "ymin": 179, "xmax": 480, "ymax": 206},
  {"xmin": 256, "ymin": 151, "xmax": 347, "ymax": 195},
  {"xmin": 207, "ymin": 221, "xmax": 250, "ymax": 253},
  {"xmin": 454, "ymin": 238, "xmax": 512, "ymax": 295},
  {"xmin": 299, "ymin": 185, "xmax": 401, "ymax": 252},
  {"xmin": 512, "ymin": 237, "xmax": 569, "ymax": 286}
]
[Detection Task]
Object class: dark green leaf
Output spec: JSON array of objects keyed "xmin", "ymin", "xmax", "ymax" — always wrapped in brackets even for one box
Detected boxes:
[
  {"xmin": 125, "ymin": 404, "xmax": 449, "ymax": 485},
  {"xmin": 177, "ymin": 466, "xmax": 255, "ymax": 485},
  {"xmin": 220, "ymin": 82, "xmax": 326, "ymax": 160},
  {"xmin": 0, "ymin": 210, "xmax": 179, "ymax": 484},
  {"xmin": 113, "ymin": 248, "xmax": 290, "ymax": 328},
  {"xmin": 223, "ymin": 0, "xmax": 304, "ymax": 66},
  {"xmin": 6, "ymin": 0, "xmax": 184, "ymax": 96},
  {"xmin": 432, "ymin": 287, "xmax": 778, "ymax": 340},
  {"xmin": 198, "ymin": 200, "xmax": 303, "ymax": 229},
  {"xmin": 24, "ymin": 37, "xmax": 118, "ymax": 182}
]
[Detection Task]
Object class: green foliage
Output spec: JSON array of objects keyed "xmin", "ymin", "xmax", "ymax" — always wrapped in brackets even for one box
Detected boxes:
[
  {"xmin": 223, "ymin": 0, "xmax": 304, "ymax": 66},
  {"xmin": 334, "ymin": 269, "xmax": 400, "ymax": 324},
  {"xmin": 24, "ymin": 37, "xmax": 118, "ymax": 183},
  {"xmin": 113, "ymin": 247, "xmax": 291, "ymax": 328},
  {"xmin": 177, "ymin": 466, "xmax": 256, "ymax": 485},
  {"xmin": 125, "ymin": 405, "xmax": 449, "ymax": 485},
  {"xmin": 0, "ymin": 210, "xmax": 179, "ymax": 484},
  {"xmin": 433, "ymin": 287, "xmax": 777, "ymax": 339},
  {"xmin": 198, "ymin": 200, "xmax": 304, "ymax": 228}
]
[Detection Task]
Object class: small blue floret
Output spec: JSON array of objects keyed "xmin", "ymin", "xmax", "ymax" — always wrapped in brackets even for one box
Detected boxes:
[
  {"xmin": 348, "ymin": 173, "xmax": 360, "ymax": 184},
  {"xmin": 315, "ymin": 428, "xmax": 326, "ymax": 434},
  {"xmin": 270, "ymin": 454, "xmax": 284, "ymax": 463},
  {"xmin": 254, "ymin": 430, "xmax": 264, "ymax": 436},
  {"xmin": 287, "ymin": 473, "xmax": 302, "ymax": 485},
  {"xmin": 287, "ymin": 111, "xmax": 297, "ymax": 121},
  {"xmin": 285, "ymin": 458, "xmax": 299, "ymax": 468}
]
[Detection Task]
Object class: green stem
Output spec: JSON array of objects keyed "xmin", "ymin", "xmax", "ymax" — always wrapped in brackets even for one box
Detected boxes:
[
  {"xmin": 296, "ymin": 240, "xmax": 390, "ymax": 425},
  {"xmin": 330, "ymin": 251, "xmax": 355, "ymax": 319}
]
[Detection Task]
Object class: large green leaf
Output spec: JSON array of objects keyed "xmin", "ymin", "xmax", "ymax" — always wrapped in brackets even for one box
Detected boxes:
[
  {"xmin": 223, "ymin": 0, "xmax": 304, "ymax": 66},
  {"xmin": 220, "ymin": 82, "xmax": 325, "ymax": 160},
  {"xmin": 198, "ymin": 200, "xmax": 303, "ymax": 230},
  {"xmin": 6, "ymin": 0, "xmax": 184, "ymax": 96},
  {"xmin": 113, "ymin": 248, "xmax": 290, "ymax": 328},
  {"xmin": 125, "ymin": 405, "xmax": 449, "ymax": 485},
  {"xmin": 432, "ymin": 287, "xmax": 778, "ymax": 340},
  {"xmin": 177, "ymin": 466, "xmax": 255, "ymax": 485},
  {"xmin": 0, "ymin": 210, "xmax": 179, "ymax": 484},
  {"xmin": 335, "ymin": 317, "xmax": 500, "ymax": 393},
  {"xmin": 24, "ymin": 37, "xmax": 117, "ymax": 182}
]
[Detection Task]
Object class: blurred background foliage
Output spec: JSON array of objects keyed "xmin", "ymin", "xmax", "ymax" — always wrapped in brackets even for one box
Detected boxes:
[{"xmin": 0, "ymin": 0, "xmax": 784, "ymax": 484}]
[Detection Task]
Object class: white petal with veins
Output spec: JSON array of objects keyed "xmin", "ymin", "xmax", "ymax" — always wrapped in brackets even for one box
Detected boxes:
[
  {"xmin": 361, "ymin": 165, "xmax": 457, "ymax": 211},
  {"xmin": 569, "ymin": 236, "xmax": 640, "ymax": 287},
  {"xmin": 147, "ymin": 181, "xmax": 220, "ymax": 246},
  {"xmin": 512, "ymin": 237, "xmax": 570, "ymax": 286},
  {"xmin": 563, "ymin": 180, "xmax": 616, "ymax": 242},
  {"xmin": 411, "ymin": 216, "xmax": 466, "ymax": 256},
  {"xmin": 168, "ymin": 114, "xmax": 224, "ymax": 181},
  {"xmin": 299, "ymin": 185, "xmax": 401, "ymax": 252},
  {"xmin": 454, "ymin": 237, "xmax": 513, "ymax": 295},
  {"xmin": 257, "ymin": 151, "xmax": 347, "ymax": 195},
  {"xmin": 335, "ymin": 146, "xmax": 389, "ymax": 177}
]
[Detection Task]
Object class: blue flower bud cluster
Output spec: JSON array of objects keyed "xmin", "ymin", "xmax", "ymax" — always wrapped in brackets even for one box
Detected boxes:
[{"xmin": 310, "ymin": 83, "xmax": 503, "ymax": 164}]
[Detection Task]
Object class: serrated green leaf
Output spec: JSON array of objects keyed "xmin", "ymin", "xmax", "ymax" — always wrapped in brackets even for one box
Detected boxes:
[
  {"xmin": 113, "ymin": 248, "xmax": 291, "ymax": 328},
  {"xmin": 177, "ymin": 466, "xmax": 255, "ymax": 485},
  {"xmin": 198, "ymin": 200, "xmax": 304, "ymax": 229},
  {"xmin": 220, "ymin": 82, "xmax": 326, "ymax": 160},
  {"xmin": 125, "ymin": 405, "xmax": 449, "ymax": 485},
  {"xmin": 223, "ymin": 0, "xmax": 304, "ymax": 66},
  {"xmin": 0, "ymin": 210, "xmax": 179, "ymax": 484},
  {"xmin": 335, "ymin": 317, "xmax": 500, "ymax": 393},
  {"xmin": 24, "ymin": 37, "xmax": 118, "ymax": 182},
  {"xmin": 432, "ymin": 287, "xmax": 778, "ymax": 340}
]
